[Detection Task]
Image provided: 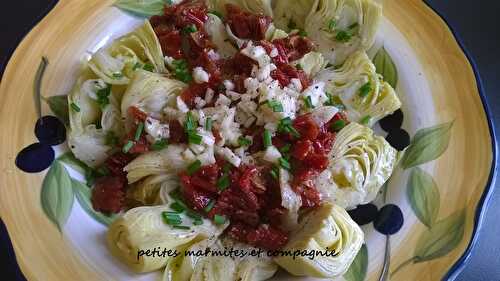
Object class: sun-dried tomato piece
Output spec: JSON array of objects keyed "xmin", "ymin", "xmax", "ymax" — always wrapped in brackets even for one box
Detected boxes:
[
  {"xmin": 225, "ymin": 4, "xmax": 272, "ymax": 40},
  {"xmin": 91, "ymin": 176, "xmax": 126, "ymax": 213},
  {"xmin": 104, "ymin": 152, "xmax": 133, "ymax": 177},
  {"xmin": 168, "ymin": 120, "xmax": 187, "ymax": 144}
]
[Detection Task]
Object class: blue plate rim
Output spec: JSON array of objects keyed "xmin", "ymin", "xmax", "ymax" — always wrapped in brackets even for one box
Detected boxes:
[
  {"xmin": 0, "ymin": 1, "xmax": 497, "ymax": 281},
  {"xmin": 419, "ymin": 1, "xmax": 499, "ymax": 280}
]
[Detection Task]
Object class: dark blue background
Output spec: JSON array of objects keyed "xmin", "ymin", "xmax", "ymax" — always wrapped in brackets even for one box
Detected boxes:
[{"xmin": 1, "ymin": 1, "xmax": 499, "ymax": 280}]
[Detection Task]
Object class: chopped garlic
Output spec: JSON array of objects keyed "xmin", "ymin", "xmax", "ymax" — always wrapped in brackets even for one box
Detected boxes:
[{"xmin": 193, "ymin": 67, "xmax": 210, "ymax": 84}]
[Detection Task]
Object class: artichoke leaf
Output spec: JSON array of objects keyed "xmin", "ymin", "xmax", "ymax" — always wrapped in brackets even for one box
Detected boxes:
[
  {"xmin": 275, "ymin": 203, "xmax": 364, "ymax": 278},
  {"xmin": 120, "ymin": 69, "xmax": 186, "ymax": 121},
  {"xmin": 124, "ymin": 144, "xmax": 192, "ymax": 184},
  {"xmin": 88, "ymin": 20, "xmax": 165, "ymax": 85},
  {"xmin": 294, "ymin": 51, "xmax": 327, "ymax": 77},
  {"xmin": 205, "ymin": 14, "xmax": 238, "ymax": 58},
  {"xmin": 315, "ymin": 122, "xmax": 397, "ymax": 209},
  {"xmin": 316, "ymin": 51, "xmax": 401, "ymax": 126},
  {"xmin": 107, "ymin": 205, "xmax": 225, "ymax": 273},
  {"xmin": 165, "ymin": 238, "xmax": 277, "ymax": 281},
  {"xmin": 304, "ymin": 0, "xmax": 382, "ymax": 65}
]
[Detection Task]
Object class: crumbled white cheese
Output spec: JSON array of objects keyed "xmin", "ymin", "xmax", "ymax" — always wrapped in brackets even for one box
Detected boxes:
[
  {"xmin": 216, "ymin": 146, "xmax": 241, "ymax": 167},
  {"xmin": 207, "ymin": 49, "xmax": 220, "ymax": 61},
  {"xmin": 288, "ymin": 78, "xmax": 303, "ymax": 92},
  {"xmin": 164, "ymin": 56, "xmax": 175, "ymax": 67},
  {"xmin": 219, "ymin": 107, "xmax": 241, "ymax": 146},
  {"xmin": 270, "ymin": 48, "xmax": 278, "ymax": 58},
  {"xmin": 263, "ymin": 146, "xmax": 282, "ymax": 163},
  {"xmin": 197, "ymin": 127, "xmax": 216, "ymax": 146},
  {"xmin": 302, "ymin": 82, "xmax": 328, "ymax": 108},
  {"xmin": 226, "ymin": 91, "xmax": 241, "ymax": 101},
  {"xmin": 215, "ymin": 95, "xmax": 231, "ymax": 107},
  {"xmin": 81, "ymin": 79, "xmax": 107, "ymax": 100},
  {"xmin": 256, "ymin": 64, "xmax": 277, "ymax": 81},
  {"xmin": 223, "ymin": 80, "xmax": 235, "ymax": 91},
  {"xmin": 241, "ymin": 42, "xmax": 271, "ymax": 67},
  {"xmin": 194, "ymin": 97, "xmax": 207, "ymax": 109},
  {"xmin": 310, "ymin": 106, "xmax": 339, "ymax": 127},
  {"xmin": 193, "ymin": 67, "xmax": 210, "ymax": 84},
  {"xmin": 176, "ymin": 96, "xmax": 189, "ymax": 113},
  {"xmin": 144, "ymin": 117, "xmax": 170, "ymax": 141}
]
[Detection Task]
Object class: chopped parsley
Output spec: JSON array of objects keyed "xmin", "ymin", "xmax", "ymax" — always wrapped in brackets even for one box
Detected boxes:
[
  {"xmin": 205, "ymin": 117, "xmax": 213, "ymax": 131},
  {"xmin": 279, "ymin": 157, "xmax": 291, "ymax": 171},
  {"xmin": 134, "ymin": 122, "xmax": 144, "ymax": 141},
  {"xmin": 151, "ymin": 139, "xmax": 168, "ymax": 151},
  {"xmin": 360, "ymin": 115, "xmax": 372, "ymax": 125},
  {"xmin": 277, "ymin": 118, "xmax": 300, "ymax": 138},
  {"xmin": 70, "ymin": 102, "xmax": 80, "ymax": 112},
  {"xmin": 143, "ymin": 63, "xmax": 155, "ymax": 72},
  {"xmin": 171, "ymin": 59, "xmax": 192, "ymax": 83},
  {"xmin": 328, "ymin": 19, "xmax": 337, "ymax": 31},
  {"xmin": 188, "ymin": 131, "xmax": 202, "ymax": 145},
  {"xmin": 335, "ymin": 30, "xmax": 352, "ymax": 42},
  {"xmin": 358, "ymin": 82, "xmax": 372, "ymax": 98},
  {"xmin": 122, "ymin": 140, "xmax": 134, "ymax": 153},
  {"xmin": 267, "ymin": 100, "xmax": 284, "ymax": 112},
  {"xmin": 216, "ymin": 174, "xmax": 230, "ymax": 191},
  {"xmin": 96, "ymin": 84, "xmax": 112, "ymax": 109},
  {"xmin": 214, "ymin": 214, "xmax": 226, "ymax": 225},
  {"xmin": 203, "ymin": 199, "xmax": 215, "ymax": 212},
  {"xmin": 263, "ymin": 130, "xmax": 272, "ymax": 147},
  {"xmin": 186, "ymin": 160, "xmax": 202, "ymax": 175},
  {"xmin": 182, "ymin": 24, "xmax": 197, "ymax": 34},
  {"xmin": 170, "ymin": 201, "xmax": 186, "ymax": 213},
  {"xmin": 331, "ymin": 120, "xmax": 346, "ymax": 132},
  {"xmin": 238, "ymin": 136, "xmax": 252, "ymax": 147},
  {"xmin": 304, "ymin": 96, "xmax": 314, "ymax": 109}
]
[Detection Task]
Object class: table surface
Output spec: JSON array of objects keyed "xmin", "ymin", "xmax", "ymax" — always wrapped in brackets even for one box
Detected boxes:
[{"xmin": 1, "ymin": 1, "xmax": 499, "ymax": 280}]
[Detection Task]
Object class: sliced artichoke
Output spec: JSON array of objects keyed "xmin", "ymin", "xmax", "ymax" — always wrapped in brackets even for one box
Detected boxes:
[
  {"xmin": 107, "ymin": 205, "xmax": 225, "ymax": 273},
  {"xmin": 294, "ymin": 51, "xmax": 327, "ymax": 77},
  {"xmin": 315, "ymin": 51, "xmax": 401, "ymax": 126},
  {"xmin": 126, "ymin": 174, "xmax": 178, "ymax": 206},
  {"xmin": 275, "ymin": 203, "xmax": 363, "ymax": 278},
  {"xmin": 124, "ymin": 144, "xmax": 192, "ymax": 183},
  {"xmin": 88, "ymin": 20, "xmax": 165, "ymax": 85},
  {"xmin": 208, "ymin": 0, "xmax": 273, "ymax": 17},
  {"xmin": 273, "ymin": 0, "xmax": 316, "ymax": 31},
  {"xmin": 205, "ymin": 14, "xmax": 238, "ymax": 58},
  {"xmin": 315, "ymin": 122, "xmax": 397, "ymax": 209},
  {"xmin": 68, "ymin": 68, "xmax": 124, "ymax": 167},
  {"xmin": 120, "ymin": 69, "xmax": 186, "ymax": 120},
  {"xmin": 164, "ymin": 238, "xmax": 277, "ymax": 281},
  {"xmin": 304, "ymin": 0, "xmax": 382, "ymax": 65}
]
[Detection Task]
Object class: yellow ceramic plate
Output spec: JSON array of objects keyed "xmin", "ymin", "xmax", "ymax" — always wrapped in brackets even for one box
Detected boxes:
[{"xmin": 0, "ymin": 0, "xmax": 496, "ymax": 280}]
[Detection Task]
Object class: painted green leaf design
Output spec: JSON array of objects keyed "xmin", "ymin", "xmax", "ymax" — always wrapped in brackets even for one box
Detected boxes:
[
  {"xmin": 40, "ymin": 161, "xmax": 74, "ymax": 232},
  {"xmin": 72, "ymin": 179, "xmax": 116, "ymax": 226},
  {"xmin": 373, "ymin": 47, "xmax": 398, "ymax": 88},
  {"xmin": 407, "ymin": 167, "xmax": 440, "ymax": 228},
  {"xmin": 344, "ymin": 244, "xmax": 368, "ymax": 281},
  {"xmin": 401, "ymin": 122, "xmax": 454, "ymax": 169},
  {"xmin": 114, "ymin": 0, "xmax": 170, "ymax": 17},
  {"xmin": 414, "ymin": 209, "xmax": 466, "ymax": 263},
  {"xmin": 58, "ymin": 152, "xmax": 91, "ymax": 175},
  {"xmin": 43, "ymin": 95, "xmax": 69, "ymax": 125}
]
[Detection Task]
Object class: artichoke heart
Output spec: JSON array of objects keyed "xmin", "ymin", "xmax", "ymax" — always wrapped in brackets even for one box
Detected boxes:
[
  {"xmin": 315, "ymin": 122, "xmax": 398, "ymax": 209},
  {"xmin": 67, "ymin": 67, "xmax": 125, "ymax": 168},
  {"xmin": 107, "ymin": 205, "xmax": 225, "ymax": 273},
  {"xmin": 120, "ymin": 69, "xmax": 186, "ymax": 121},
  {"xmin": 316, "ymin": 51, "xmax": 401, "ymax": 126},
  {"xmin": 275, "ymin": 203, "xmax": 363, "ymax": 278},
  {"xmin": 304, "ymin": 0, "xmax": 382, "ymax": 65},
  {"xmin": 88, "ymin": 20, "xmax": 165, "ymax": 85},
  {"xmin": 164, "ymin": 238, "xmax": 277, "ymax": 281}
]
